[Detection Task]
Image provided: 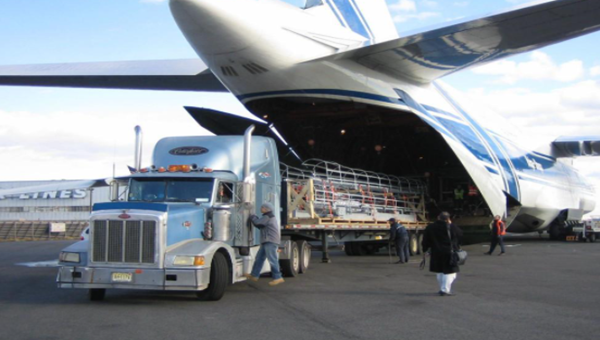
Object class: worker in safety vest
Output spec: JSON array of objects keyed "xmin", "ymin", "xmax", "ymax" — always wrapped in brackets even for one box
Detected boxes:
[
  {"xmin": 453, "ymin": 186, "xmax": 464, "ymax": 209},
  {"xmin": 485, "ymin": 215, "xmax": 506, "ymax": 256}
]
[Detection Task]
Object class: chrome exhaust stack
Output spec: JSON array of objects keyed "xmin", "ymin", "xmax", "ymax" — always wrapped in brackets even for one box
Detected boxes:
[
  {"xmin": 134, "ymin": 125, "xmax": 143, "ymax": 171},
  {"xmin": 242, "ymin": 125, "xmax": 256, "ymax": 207}
]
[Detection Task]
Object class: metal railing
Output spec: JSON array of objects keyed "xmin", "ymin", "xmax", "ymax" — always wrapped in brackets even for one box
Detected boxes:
[{"xmin": 281, "ymin": 159, "xmax": 427, "ymax": 221}]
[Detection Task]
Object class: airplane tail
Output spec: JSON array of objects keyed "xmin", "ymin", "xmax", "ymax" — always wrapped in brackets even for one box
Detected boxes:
[{"xmin": 306, "ymin": 0, "xmax": 399, "ymax": 45}]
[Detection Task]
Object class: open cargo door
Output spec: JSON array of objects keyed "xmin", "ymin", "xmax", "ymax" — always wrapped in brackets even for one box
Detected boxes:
[{"xmin": 184, "ymin": 106, "xmax": 302, "ymax": 163}]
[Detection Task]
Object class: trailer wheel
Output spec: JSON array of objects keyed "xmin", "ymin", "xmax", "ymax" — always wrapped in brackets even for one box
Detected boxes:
[
  {"xmin": 89, "ymin": 288, "xmax": 106, "ymax": 301},
  {"xmin": 280, "ymin": 241, "xmax": 299, "ymax": 277},
  {"xmin": 409, "ymin": 233, "xmax": 418, "ymax": 256},
  {"xmin": 296, "ymin": 240, "xmax": 311, "ymax": 273},
  {"xmin": 354, "ymin": 242, "xmax": 366, "ymax": 256},
  {"xmin": 197, "ymin": 252, "xmax": 228, "ymax": 301},
  {"xmin": 344, "ymin": 242, "xmax": 355, "ymax": 256}
]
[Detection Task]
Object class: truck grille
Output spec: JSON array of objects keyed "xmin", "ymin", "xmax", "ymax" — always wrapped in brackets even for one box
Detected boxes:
[{"xmin": 92, "ymin": 220, "xmax": 157, "ymax": 264}]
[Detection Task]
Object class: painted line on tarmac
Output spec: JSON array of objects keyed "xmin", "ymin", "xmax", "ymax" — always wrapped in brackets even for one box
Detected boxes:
[
  {"xmin": 482, "ymin": 244, "xmax": 522, "ymax": 247},
  {"xmin": 15, "ymin": 260, "xmax": 59, "ymax": 267}
]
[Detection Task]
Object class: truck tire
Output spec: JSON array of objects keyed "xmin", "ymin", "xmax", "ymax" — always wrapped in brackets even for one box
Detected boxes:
[
  {"xmin": 409, "ymin": 233, "xmax": 418, "ymax": 256},
  {"xmin": 344, "ymin": 242, "xmax": 355, "ymax": 256},
  {"xmin": 589, "ymin": 233, "xmax": 597, "ymax": 243},
  {"xmin": 197, "ymin": 252, "xmax": 228, "ymax": 301},
  {"xmin": 280, "ymin": 241, "xmax": 299, "ymax": 277},
  {"xmin": 296, "ymin": 240, "xmax": 311, "ymax": 273},
  {"xmin": 89, "ymin": 288, "xmax": 106, "ymax": 301},
  {"xmin": 354, "ymin": 242, "xmax": 366, "ymax": 256}
]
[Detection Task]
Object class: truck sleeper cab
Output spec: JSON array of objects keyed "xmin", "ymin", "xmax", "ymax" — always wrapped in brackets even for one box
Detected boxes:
[{"xmin": 57, "ymin": 129, "xmax": 292, "ymax": 301}]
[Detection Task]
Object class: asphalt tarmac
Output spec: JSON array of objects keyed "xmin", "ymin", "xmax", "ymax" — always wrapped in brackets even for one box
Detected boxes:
[{"xmin": 1, "ymin": 236, "xmax": 599, "ymax": 340}]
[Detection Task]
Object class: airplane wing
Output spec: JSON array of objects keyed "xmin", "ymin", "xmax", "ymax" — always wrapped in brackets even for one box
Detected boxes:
[
  {"xmin": 319, "ymin": 0, "xmax": 600, "ymax": 83},
  {"xmin": 0, "ymin": 59, "xmax": 228, "ymax": 92}
]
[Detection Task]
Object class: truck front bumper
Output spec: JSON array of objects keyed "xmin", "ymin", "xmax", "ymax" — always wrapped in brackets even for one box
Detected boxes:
[{"xmin": 57, "ymin": 265, "xmax": 210, "ymax": 291}]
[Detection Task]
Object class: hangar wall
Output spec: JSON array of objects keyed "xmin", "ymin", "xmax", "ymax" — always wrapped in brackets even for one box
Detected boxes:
[{"xmin": 0, "ymin": 180, "xmax": 112, "ymax": 221}]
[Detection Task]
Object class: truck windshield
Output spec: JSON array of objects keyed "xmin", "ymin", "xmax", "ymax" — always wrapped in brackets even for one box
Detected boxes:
[{"xmin": 128, "ymin": 178, "xmax": 214, "ymax": 203}]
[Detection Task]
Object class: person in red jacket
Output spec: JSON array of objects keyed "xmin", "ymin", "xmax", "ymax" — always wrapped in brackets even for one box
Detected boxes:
[{"xmin": 485, "ymin": 215, "xmax": 506, "ymax": 256}]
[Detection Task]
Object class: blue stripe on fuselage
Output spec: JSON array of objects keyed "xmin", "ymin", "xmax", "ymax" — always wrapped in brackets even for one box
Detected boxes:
[
  {"xmin": 327, "ymin": 0, "xmax": 372, "ymax": 44},
  {"xmin": 433, "ymin": 83, "xmax": 520, "ymax": 200}
]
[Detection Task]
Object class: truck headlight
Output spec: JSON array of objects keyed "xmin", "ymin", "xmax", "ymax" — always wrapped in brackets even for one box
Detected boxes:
[
  {"xmin": 59, "ymin": 252, "xmax": 81, "ymax": 263},
  {"xmin": 173, "ymin": 255, "xmax": 205, "ymax": 266}
]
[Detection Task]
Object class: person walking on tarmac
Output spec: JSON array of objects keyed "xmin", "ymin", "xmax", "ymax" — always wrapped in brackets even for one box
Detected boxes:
[
  {"xmin": 422, "ymin": 212, "xmax": 463, "ymax": 296},
  {"xmin": 389, "ymin": 218, "xmax": 409, "ymax": 264},
  {"xmin": 485, "ymin": 215, "xmax": 506, "ymax": 256},
  {"xmin": 245, "ymin": 202, "xmax": 284, "ymax": 286}
]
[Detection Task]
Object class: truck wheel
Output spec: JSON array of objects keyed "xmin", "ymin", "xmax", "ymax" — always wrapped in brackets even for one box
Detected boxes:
[
  {"xmin": 280, "ymin": 241, "xmax": 299, "ymax": 277},
  {"xmin": 409, "ymin": 233, "xmax": 418, "ymax": 256},
  {"xmin": 296, "ymin": 240, "xmax": 311, "ymax": 273},
  {"xmin": 197, "ymin": 252, "xmax": 228, "ymax": 301},
  {"xmin": 353, "ymin": 242, "xmax": 366, "ymax": 256},
  {"xmin": 589, "ymin": 233, "xmax": 597, "ymax": 243},
  {"xmin": 89, "ymin": 288, "xmax": 106, "ymax": 301},
  {"xmin": 344, "ymin": 242, "xmax": 355, "ymax": 256},
  {"xmin": 362, "ymin": 244, "xmax": 376, "ymax": 255}
]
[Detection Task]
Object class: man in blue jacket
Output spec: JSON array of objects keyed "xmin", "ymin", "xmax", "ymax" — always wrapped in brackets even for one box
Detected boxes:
[
  {"xmin": 389, "ymin": 218, "xmax": 410, "ymax": 264},
  {"xmin": 245, "ymin": 202, "xmax": 284, "ymax": 286}
]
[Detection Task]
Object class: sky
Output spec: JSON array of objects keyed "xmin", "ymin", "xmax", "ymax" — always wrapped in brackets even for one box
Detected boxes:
[{"xmin": 1, "ymin": 0, "xmax": 599, "ymax": 213}]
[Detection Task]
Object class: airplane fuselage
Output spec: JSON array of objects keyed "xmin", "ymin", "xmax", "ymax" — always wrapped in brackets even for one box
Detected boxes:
[{"xmin": 169, "ymin": 0, "xmax": 596, "ymax": 233}]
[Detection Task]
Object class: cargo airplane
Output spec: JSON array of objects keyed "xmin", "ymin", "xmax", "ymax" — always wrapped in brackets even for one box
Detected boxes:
[{"xmin": 1, "ymin": 0, "xmax": 600, "ymax": 240}]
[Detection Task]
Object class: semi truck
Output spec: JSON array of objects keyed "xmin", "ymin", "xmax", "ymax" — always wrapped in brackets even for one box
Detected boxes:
[{"xmin": 56, "ymin": 126, "xmax": 428, "ymax": 301}]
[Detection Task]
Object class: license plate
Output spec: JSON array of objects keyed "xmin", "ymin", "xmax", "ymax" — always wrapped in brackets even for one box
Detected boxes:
[{"xmin": 111, "ymin": 272, "xmax": 133, "ymax": 283}]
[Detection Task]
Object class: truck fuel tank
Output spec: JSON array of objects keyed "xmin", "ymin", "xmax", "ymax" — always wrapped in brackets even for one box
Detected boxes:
[{"xmin": 212, "ymin": 207, "xmax": 232, "ymax": 242}]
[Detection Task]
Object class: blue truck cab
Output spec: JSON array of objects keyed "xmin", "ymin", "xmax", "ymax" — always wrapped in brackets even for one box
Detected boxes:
[{"xmin": 57, "ymin": 127, "xmax": 283, "ymax": 301}]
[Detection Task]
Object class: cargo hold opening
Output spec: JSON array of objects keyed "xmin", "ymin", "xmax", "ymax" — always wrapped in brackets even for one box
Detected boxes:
[{"xmin": 247, "ymin": 97, "xmax": 492, "ymax": 221}]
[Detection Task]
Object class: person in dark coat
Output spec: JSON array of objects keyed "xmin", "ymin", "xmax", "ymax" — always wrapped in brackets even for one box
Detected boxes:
[
  {"xmin": 422, "ymin": 212, "xmax": 463, "ymax": 296},
  {"xmin": 388, "ymin": 218, "xmax": 409, "ymax": 263}
]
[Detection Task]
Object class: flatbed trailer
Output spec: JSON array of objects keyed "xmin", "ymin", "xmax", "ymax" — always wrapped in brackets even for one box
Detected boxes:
[{"xmin": 280, "ymin": 161, "xmax": 429, "ymax": 262}]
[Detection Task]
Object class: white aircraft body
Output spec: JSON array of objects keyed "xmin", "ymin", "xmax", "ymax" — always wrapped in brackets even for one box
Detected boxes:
[{"xmin": 1, "ymin": 0, "xmax": 600, "ymax": 239}]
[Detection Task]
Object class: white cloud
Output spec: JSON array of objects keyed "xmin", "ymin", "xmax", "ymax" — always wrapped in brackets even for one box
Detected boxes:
[
  {"xmin": 462, "ymin": 80, "xmax": 600, "ymax": 144},
  {"xmin": 591, "ymin": 66, "xmax": 600, "ymax": 77},
  {"xmin": 0, "ymin": 107, "xmax": 210, "ymax": 180},
  {"xmin": 140, "ymin": 0, "xmax": 167, "ymax": 3},
  {"xmin": 422, "ymin": 1, "xmax": 439, "ymax": 9},
  {"xmin": 389, "ymin": 0, "xmax": 441, "ymax": 23},
  {"xmin": 472, "ymin": 51, "xmax": 585, "ymax": 84},
  {"xmin": 389, "ymin": 0, "xmax": 417, "ymax": 12},
  {"xmin": 393, "ymin": 11, "xmax": 441, "ymax": 23},
  {"xmin": 453, "ymin": 2, "xmax": 469, "ymax": 7}
]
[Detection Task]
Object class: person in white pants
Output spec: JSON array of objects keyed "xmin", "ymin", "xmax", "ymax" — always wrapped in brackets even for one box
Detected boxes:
[{"xmin": 422, "ymin": 212, "xmax": 463, "ymax": 296}]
